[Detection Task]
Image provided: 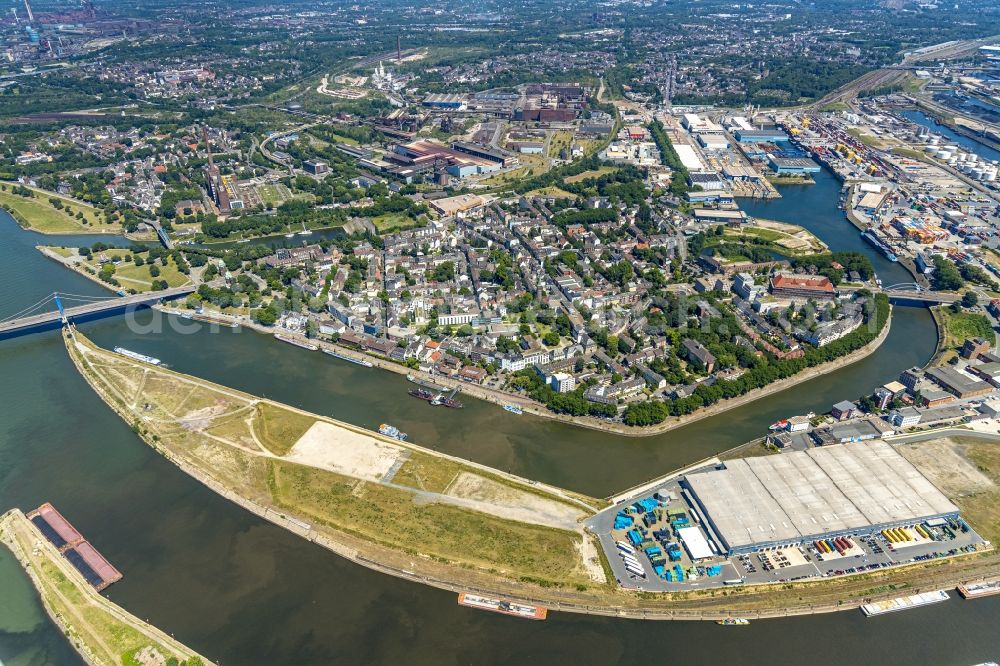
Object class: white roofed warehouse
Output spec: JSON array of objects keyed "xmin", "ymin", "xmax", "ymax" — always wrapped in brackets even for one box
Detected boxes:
[{"xmin": 682, "ymin": 442, "xmax": 960, "ymax": 555}]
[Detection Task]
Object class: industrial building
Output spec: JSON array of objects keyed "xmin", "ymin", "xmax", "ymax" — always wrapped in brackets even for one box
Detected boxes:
[
  {"xmin": 683, "ymin": 442, "xmax": 960, "ymax": 555},
  {"xmin": 768, "ymin": 156, "xmax": 821, "ymax": 175},
  {"xmin": 735, "ymin": 128, "xmax": 790, "ymax": 143},
  {"xmin": 422, "ymin": 93, "xmax": 467, "ymax": 109}
]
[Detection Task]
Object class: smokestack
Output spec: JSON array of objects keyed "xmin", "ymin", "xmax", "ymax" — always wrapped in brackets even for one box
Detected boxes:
[
  {"xmin": 24, "ymin": 0, "xmax": 34, "ymax": 23},
  {"xmin": 203, "ymin": 126, "xmax": 214, "ymax": 169},
  {"xmin": 397, "ymin": 34, "xmax": 401, "ymax": 62}
]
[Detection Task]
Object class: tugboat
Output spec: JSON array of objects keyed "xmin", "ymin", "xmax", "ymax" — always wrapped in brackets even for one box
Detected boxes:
[
  {"xmin": 378, "ymin": 423, "xmax": 407, "ymax": 441},
  {"xmin": 716, "ymin": 618, "xmax": 750, "ymax": 626}
]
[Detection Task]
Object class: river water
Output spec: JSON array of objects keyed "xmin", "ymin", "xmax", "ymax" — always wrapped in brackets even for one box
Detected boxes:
[{"xmin": 0, "ymin": 171, "xmax": 997, "ymax": 665}]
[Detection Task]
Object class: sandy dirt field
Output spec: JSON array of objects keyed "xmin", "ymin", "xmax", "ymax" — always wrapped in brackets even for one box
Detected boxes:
[
  {"xmin": 444, "ymin": 471, "xmax": 585, "ymax": 529},
  {"xmin": 285, "ymin": 422, "xmax": 404, "ymax": 481},
  {"xmin": 896, "ymin": 438, "xmax": 996, "ymax": 497}
]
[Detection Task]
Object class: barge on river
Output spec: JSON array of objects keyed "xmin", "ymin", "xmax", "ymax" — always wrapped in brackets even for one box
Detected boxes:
[
  {"xmin": 860, "ymin": 230, "xmax": 898, "ymax": 262},
  {"xmin": 860, "ymin": 590, "xmax": 949, "ymax": 616},
  {"xmin": 957, "ymin": 580, "xmax": 1000, "ymax": 600},
  {"xmin": 457, "ymin": 593, "xmax": 547, "ymax": 620},
  {"xmin": 25, "ymin": 503, "xmax": 122, "ymax": 591},
  {"xmin": 323, "ymin": 348, "xmax": 374, "ymax": 367},
  {"xmin": 274, "ymin": 333, "xmax": 319, "ymax": 351},
  {"xmin": 113, "ymin": 347, "xmax": 161, "ymax": 365}
]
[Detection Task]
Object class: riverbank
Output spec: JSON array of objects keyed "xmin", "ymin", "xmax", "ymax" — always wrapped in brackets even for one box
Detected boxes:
[
  {"xmin": 155, "ymin": 302, "xmax": 893, "ymax": 439},
  {"xmin": 64, "ymin": 326, "xmax": 1000, "ymax": 621},
  {"xmin": 37, "ymin": 246, "xmax": 122, "ymax": 293},
  {"xmin": 0, "ymin": 508, "xmax": 213, "ymax": 666}
]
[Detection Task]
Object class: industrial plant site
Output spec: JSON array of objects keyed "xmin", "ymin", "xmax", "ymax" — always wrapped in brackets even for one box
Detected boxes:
[{"xmin": 590, "ymin": 441, "xmax": 987, "ymax": 592}]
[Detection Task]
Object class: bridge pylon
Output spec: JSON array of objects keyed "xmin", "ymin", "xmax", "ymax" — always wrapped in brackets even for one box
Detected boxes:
[{"xmin": 53, "ymin": 292, "xmax": 67, "ymax": 324}]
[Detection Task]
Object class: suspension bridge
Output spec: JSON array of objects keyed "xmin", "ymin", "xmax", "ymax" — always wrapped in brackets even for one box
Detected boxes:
[{"xmin": 0, "ymin": 286, "xmax": 197, "ymax": 340}]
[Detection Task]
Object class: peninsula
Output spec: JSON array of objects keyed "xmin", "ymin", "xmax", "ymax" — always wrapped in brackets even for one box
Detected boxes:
[{"xmin": 65, "ymin": 329, "xmax": 1000, "ymax": 620}]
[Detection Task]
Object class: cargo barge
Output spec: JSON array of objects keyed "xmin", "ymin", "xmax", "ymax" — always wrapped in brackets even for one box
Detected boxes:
[
  {"xmin": 860, "ymin": 230, "xmax": 898, "ymax": 262},
  {"xmin": 457, "ymin": 593, "xmax": 547, "ymax": 620},
  {"xmin": 25, "ymin": 503, "xmax": 122, "ymax": 591},
  {"xmin": 113, "ymin": 347, "xmax": 161, "ymax": 365},
  {"xmin": 274, "ymin": 333, "xmax": 319, "ymax": 351},
  {"xmin": 190, "ymin": 312, "xmax": 239, "ymax": 328},
  {"xmin": 323, "ymin": 348, "xmax": 374, "ymax": 367},
  {"xmin": 957, "ymin": 580, "xmax": 1000, "ymax": 599},
  {"xmin": 861, "ymin": 590, "xmax": 949, "ymax": 616}
]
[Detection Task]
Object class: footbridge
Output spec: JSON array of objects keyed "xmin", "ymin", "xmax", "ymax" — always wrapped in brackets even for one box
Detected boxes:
[{"xmin": 0, "ymin": 286, "xmax": 197, "ymax": 340}]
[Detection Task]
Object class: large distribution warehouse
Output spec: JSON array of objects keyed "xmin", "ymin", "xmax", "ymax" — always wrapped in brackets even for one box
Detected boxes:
[{"xmin": 683, "ymin": 442, "xmax": 959, "ymax": 555}]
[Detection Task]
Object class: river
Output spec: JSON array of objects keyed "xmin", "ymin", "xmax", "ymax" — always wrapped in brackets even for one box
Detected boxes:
[{"xmin": 0, "ymin": 173, "xmax": 997, "ymax": 665}]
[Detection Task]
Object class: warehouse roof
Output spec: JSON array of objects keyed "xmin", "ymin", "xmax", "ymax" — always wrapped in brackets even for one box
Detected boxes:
[{"xmin": 684, "ymin": 442, "xmax": 959, "ymax": 551}]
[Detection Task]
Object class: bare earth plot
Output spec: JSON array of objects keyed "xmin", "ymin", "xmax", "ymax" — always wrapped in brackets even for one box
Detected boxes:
[
  {"xmin": 897, "ymin": 438, "xmax": 996, "ymax": 497},
  {"xmin": 285, "ymin": 421, "xmax": 404, "ymax": 480}
]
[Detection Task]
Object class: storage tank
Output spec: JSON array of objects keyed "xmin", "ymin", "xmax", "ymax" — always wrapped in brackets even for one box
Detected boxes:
[
  {"xmin": 986, "ymin": 169, "xmax": 997, "ymax": 182},
  {"xmin": 968, "ymin": 154, "xmax": 979, "ymax": 164},
  {"xmin": 936, "ymin": 150, "xmax": 951, "ymax": 159},
  {"xmin": 924, "ymin": 145, "xmax": 938, "ymax": 153},
  {"xmin": 972, "ymin": 168, "xmax": 986, "ymax": 180}
]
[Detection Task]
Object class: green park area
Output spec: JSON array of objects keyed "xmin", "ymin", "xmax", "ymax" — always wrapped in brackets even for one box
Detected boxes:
[
  {"xmin": 0, "ymin": 184, "xmax": 116, "ymax": 233},
  {"xmin": 44, "ymin": 245, "xmax": 192, "ymax": 293}
]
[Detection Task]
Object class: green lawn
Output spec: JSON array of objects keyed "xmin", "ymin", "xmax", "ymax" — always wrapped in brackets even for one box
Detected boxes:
[
  {"xmin": 372, "ymin": 212, "xmax": 416, "ymax": 231},
  {"xmin": 0, "ymin": 186, "xmax": 114, "ymax": 233}
]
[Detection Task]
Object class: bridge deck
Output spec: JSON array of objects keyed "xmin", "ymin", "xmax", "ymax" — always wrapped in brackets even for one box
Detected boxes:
[{"xmin": 0, "ymin": 285, "xmax": 197, "ymax": 336}]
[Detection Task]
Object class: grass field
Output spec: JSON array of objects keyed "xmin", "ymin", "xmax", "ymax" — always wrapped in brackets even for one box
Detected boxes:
[
  {"xmin": 564, "ymin": 166, "xmax": 616, "ymax": 184},
  {"xmin": 254, "ymin": 402, "xmax": 317, "ymax": 456},
  {"xmin": 478, "ymin": 153, "xmax": 551, "ymax": 188},
  {"xmin": 0, "ymin": 186, "xmax": 114, "ymax": 234},
  {"xmin": 525, "ymin": 186, "xmax": 577, "ymax": 199},
  {"xmin": 372, "ymin": 212, "xmax": 417, "ymax": 231},
  {"xmin": 954, "ymin": 439, "xmax": 1000, "ymax": 544},
  {"xmin": 548, "ymin": 131, "xmax": 573, "ymax": 159},
  {"xmin": 935, "ymin": 306, "xmax": 996, "ymax": 363}
]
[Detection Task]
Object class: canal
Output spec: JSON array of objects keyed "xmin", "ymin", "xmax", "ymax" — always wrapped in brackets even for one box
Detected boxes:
[
  {"xmin": 0, "ymin": 177, "xmax": 996, "ymax": 665},
  {"xmin": 901, "ymin": 109, "xmax": 1000, "ymax": 163}
]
